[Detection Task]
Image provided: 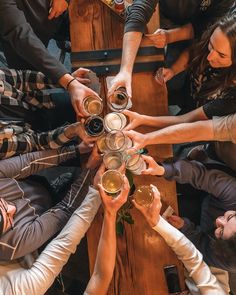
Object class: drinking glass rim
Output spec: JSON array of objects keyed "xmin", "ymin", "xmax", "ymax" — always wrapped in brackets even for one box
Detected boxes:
[
  {"xmin": 105, "ymin": 130, "xmax": 126, "ymax": 151},
  {"xmin": 83, "ymin": 95, "xmax": 103, "ymax": 115},
  {"xmin": 104, "ymin": 112, "xmax": 123, "ymax": 131}
]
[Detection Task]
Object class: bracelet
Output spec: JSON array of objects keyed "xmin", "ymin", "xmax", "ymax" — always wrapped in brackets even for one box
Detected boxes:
[{"xmin": 66, "ymin": 78, "xmax": 77, "ymax": 90}]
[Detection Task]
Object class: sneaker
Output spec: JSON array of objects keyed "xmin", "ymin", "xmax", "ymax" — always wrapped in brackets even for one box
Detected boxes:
[
  {"xmin": 50, "ymin": 172, "xmax": 73, "ymax": 195},
  {"xmin": 186, "ymin": 145, "xmax": 208, "ymax": 162}
]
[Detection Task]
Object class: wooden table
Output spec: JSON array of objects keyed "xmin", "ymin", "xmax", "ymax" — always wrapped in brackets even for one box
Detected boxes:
[{"xmin": 70, "ymin": 1, "xmax": 184, "ymax": 294}]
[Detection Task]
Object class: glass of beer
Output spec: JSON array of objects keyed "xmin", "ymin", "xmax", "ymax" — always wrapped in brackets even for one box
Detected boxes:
[
  {"xmin": 96, "ymin": 133, "xmax": 109, "ymax": 154},
  {"xmin": 103, "ymin": 151, "xmax": 123, "ymax": 170},
  {"xmin": 104, "ymin": 112, "xmax": 127, "ymax": 132},
  {"xmin": 105, "ymin": 130, "xmax": 132, "ymax": 152},
  {"xmin": 84, "ymin": 115, "xmax": 104, "ymax": 137},
  {"xmin": 133, "ymin": 185, "xmax": 154, "ymax": 207},
  {"xmin": 125, "ymin": 150, "xmax": 146, "ymax": 175},
  {"xmin": 107, "ymin": 87, "xmax": 129, "ymax": 112},
  {"xmin": 101, "ymin": 170, "xmax": 123, "ymax": 195},
  {"xmin": 83, "ymin": 95, "xmax": 103, "ymax": 116}
]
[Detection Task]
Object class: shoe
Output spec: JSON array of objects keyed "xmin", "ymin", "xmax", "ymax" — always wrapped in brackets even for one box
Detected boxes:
[
  {"xmin": 50, "ymin": 172, "xmax": 73, "ymax": 195},
  {"xmin": 186, "ymin": 145, "xmax": 208, "ymax": 162}
]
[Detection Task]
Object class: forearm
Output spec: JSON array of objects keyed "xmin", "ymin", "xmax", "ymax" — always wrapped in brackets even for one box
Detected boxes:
[
  {"xmin": 153, "ymin": 217, "xmax": 225, "ymax": 294},
  {"xmin": 136, "ymin": 106, "xmax": 207, "ymax": 132},
  {"xmin": 4, "ymin": 188, "xmax": 101, "ymax": 295},
  {"xmin": 0, "ymin": 145, "xmax": 78, "ymax": 179},
  {"xmin": 85, "ymin": 212, "xmax": 116, "ymax": 295},
  {"xmin": 144, "ymin": 120, "xmax": 214, "ymax": 146},
  {"xmin": 167, "ymin": 23, "xmax": 194, "ymax": 44},
  {"xmin": 171, "ymin": 49, "xmax": 190, "ymax": 76},
  {"xmin": 119, "ymin": 32, "xmax": 143, "ymax": 74}
]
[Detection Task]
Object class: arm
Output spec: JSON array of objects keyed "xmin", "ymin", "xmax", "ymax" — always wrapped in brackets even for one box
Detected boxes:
[
  {"xmin": 0, "ymin": 0, "xmax": 68, "ymax": 82},
  {"xmin": 132, "ymin": 187, "xmax": 226, "ymax": 295},
  {"xmin": 0, "ymin": 69, "xmax": 57, "ymax": 91},
  {"xmin": 0, "ymin": 187, "xmax": 101, "ymax": 295},
  {"xmin": 85, "ymin": 175, "xmax": 130, "ymax": 295},
  {"xmin": 124, "ymin": 106, "xmax": 207, "ymax": 130},
  {"xmin": 0, "ymin": 145, "xmax": 78, "ymax": 180},
  {"xmin": 141, "ymin": 157, "xmax": 236, "ymax": 201},
  {"xmin": 153, "ymin": 217, "xmax": 226, "ymax": 295},
  {"xmin": 0, "ymin": 121, "xmax": 97, "ymax": 160},
  {"xmin": 108, "ymin": 0, "xmax": 157, "ymax": 97}
]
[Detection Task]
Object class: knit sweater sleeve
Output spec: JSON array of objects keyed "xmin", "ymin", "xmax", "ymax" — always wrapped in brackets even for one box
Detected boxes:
[{"xmin": 152, "ymin": 217, "xmax": 226, "ymax": 295}]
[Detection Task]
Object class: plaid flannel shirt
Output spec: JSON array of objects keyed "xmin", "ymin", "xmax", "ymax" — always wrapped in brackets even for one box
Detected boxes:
[{"xmin": 0, "ymin": 68, "xmax": 72, "ymax": 159}]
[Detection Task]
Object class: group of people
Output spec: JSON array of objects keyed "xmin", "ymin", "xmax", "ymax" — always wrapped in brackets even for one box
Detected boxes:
[{"xmin": 0, "ymin": 0, "xmax": 235, "ymax": 294}]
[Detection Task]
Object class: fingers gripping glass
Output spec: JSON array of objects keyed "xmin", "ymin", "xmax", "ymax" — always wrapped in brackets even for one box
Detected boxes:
[{"xmin": 0, "ymin": 198, "xmax": 14, "ymax": 230}]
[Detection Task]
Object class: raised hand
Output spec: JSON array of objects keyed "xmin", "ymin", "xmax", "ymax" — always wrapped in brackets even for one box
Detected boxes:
[
  {"xmin": 71, "ymin": 68, "xmax": 91, "ymax": 85},
  {"xmin": 141, "ymin": 155, "xmax": 165, "ymax": 176},
  {"xmin": 107, "ymin": 71, "xmax": 132, "ymax": 99},
  {"xmin": 48, "ymin": 0, "xmax": 68, "ymax": 20},
  {"xmin": 123, "ymin": 130, "xmax": 147, "ymax": 150},
  {"xmin": 132, "ymin": 185, "xmax": 162, "ymax": 227},
  {"xmin": 123, "ymin": 110, "xmax": 143, "ymax": 131},
  {"xmin": 145, "ymin": 29, "xmax": 169, "ymax": 48}
]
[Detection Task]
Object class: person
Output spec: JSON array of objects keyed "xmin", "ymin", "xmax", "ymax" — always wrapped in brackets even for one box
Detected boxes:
[
  {"xmin": 108, "ymin": 0, "xmax": 235, "ymax": 98},
  {"xmin": 0, "ymin": 143, "xmax": 95, "ymax": 261},
  {"xmin": 0, "ymin": 165, "xmax": 130, "ymax": 295},
  {"xmin": 0, "ymin": 67, "xmax": 99, "ymax": 159},
  {"xmin": 123, "ymin": 111, "xmax": 236, "ymax": 172},
  {"xmin": 139, "ymin": 156, "xmax": 236, "ymax": 272},
  {"xmin": 0, "ymin": 0, "xmax": 99, "ymax": 117},
  {"xmin": 132, "ymin": 185, "xmax": 227, "ymax": 294}
]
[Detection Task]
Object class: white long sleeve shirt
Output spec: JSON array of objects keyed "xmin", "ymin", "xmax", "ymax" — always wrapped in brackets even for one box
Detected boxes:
[
  {"xmin": 0, "ymin": 186, "xmax": 101, "ymax": 295},
  {"xmin": 152, "ymin": 217, "xmax": 226, "ymax": 295}
]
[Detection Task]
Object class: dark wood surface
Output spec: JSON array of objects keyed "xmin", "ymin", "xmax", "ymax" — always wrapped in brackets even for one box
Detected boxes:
[{"xmin": 70, "ymin": 1, "xmax": 184, "ymax": 294}]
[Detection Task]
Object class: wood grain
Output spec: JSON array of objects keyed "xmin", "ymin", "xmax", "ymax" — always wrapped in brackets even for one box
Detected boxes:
[{"xmin": 70, "ymin": 1, "xmax": 185, "ymax": 294}]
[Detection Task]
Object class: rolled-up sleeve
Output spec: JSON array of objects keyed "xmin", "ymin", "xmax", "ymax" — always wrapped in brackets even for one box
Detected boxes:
[{"xmin": 213, "ymin": 114, "xmax": 236, "ymax": 144}]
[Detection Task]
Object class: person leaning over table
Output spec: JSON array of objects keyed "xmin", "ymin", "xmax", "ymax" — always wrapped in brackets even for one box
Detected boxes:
[
  {"xmin": 139, "ymin": 156, "xmax": 236, "ymax": 274},
  {"xmin": 132, "ymin": 184, "xmax": 227, "ymax": 294},
  {"xmin": 0, "ymin": 142, "xmax": 100, "ymax": 262},
  {"xmin": 0, "ymin": 67, "xmax": 100, "ymax": 160},
  {"xmin": 0, "ymin": 0, "xmax": 99, "ymax": 117},
  {"xmin": 0, "ymin": 165, "xmax": 130, "ymax": 295},
  {"xmin": 108, "ymin": 0, "xmax": 235, "ymax": 98},
  {"xmin": 123, "ymin": 111, "xmax": 236, "ymax": 172}
]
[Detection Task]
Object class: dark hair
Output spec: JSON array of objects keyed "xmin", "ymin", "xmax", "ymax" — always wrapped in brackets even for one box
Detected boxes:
[
  {"xmin": 189, "ymin": 12, "xmax": 236, "ymax": 97},
  {"xmin": 212, "ymin": 233, "xmax": 236, "ymax": 266}
]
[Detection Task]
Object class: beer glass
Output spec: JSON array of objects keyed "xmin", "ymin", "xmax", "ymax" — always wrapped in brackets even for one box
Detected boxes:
[
  {"xmin": 103, "ymin": 151, "xmax": 123, "ymax": 170},
  {"xmin": 125, "ymin": 151, "xmax": 146, "ymax": 175},
  {"xmin": 101, "ymin": 170, "xmax": 123, "ymax": 195},
  {"xmin": 107, "ymin": 87, "xmax": 129, "ymax": 112},
  {"xmin": 133, "ymin": 185, "xmax": 154, "ymax": 207},
  {"xmin": 84, "ymin": 116, "xmax": 104, "ymax": 137},
  {"xmin": 104, "ymin": 112, "xmax": 127, "ymax": 132},
  {"xmin": 105, "ymin": 130, "xmax": 132, "ymax": 152},
  {"xmin": 83, "ymin": 95, "xmax": 103, "ymax": 116}
]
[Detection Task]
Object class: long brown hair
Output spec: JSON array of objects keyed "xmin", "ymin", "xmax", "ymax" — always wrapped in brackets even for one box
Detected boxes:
[{"xmin": 189, "ymin": 12, "xmax": 236, "ymax": 98}]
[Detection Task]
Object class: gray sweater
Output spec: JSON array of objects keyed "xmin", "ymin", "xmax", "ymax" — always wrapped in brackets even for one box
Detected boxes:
[
  {"xmin": 163, "ymin": 160, "xmax": 236, "ymax": 272},
  {"xmin": 0, "ymin": 146, "xmax": 91, "ymax": 261}
]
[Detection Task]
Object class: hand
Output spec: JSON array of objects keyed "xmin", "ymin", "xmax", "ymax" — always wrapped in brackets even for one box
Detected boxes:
[
  {"xmin": 123, "ymin": 110, "xmax": 143, "ymax": 131},
  {"xmin": 155, "ymin": 68, "xmax": 175, "ymax": 85},
  {"xmin": 132, "ymin": 185, "xmax": 162, "ymax": 227},
  {"xmin": 108, "ymin": 71, "xmax": 132, "ymax": 99},
  {"xmin": 86, "ymin": 144, "xmax": 103, "ymax": 170},
  {"xmin": 98, "ymin": 176, "xmax": 130, "ymax": 216},
  {"xmin": 72, "ymin": 121, "xmax": 99, "ymax": 145},
  {"xmin": 167, "ymin": 215, "xmax": 185, "ymax": 229},
  {"xmin": 68, "ymin": 80, "xmax": 100, "ymax": 117},
  {"xmin": 141, "ymin": 155, "xmax": 165, "ymax": 176},
  {"xmin": 93, "ymin": 163, "xmax": 106, "ymax": 189},
  {"xmin": 48, "ymin": 0, "xmax": 68, "ymax": 20},
  {"xmin": 145, "ymin": 29, "xmax": 169, "ymax": 48},
  {"xmin": 123, "ymin": 130, "xmax": 147, "ymax": 150},
  {"xmin": 71, "ymin": 68, "xmax": 91, "ymax": 85}
]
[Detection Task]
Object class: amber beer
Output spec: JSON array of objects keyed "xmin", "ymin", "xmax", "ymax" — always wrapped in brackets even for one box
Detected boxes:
[
  {"xmin": 101, "ymin": 170, "xmax": 123, "ymax": 195},
  {"xmin": 83, "ymin": 95, "xmax": 103, "ymax": 115},
  {"xmin": 133, "ymin": 185, "xmax": 154, "ymax": 207}
]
